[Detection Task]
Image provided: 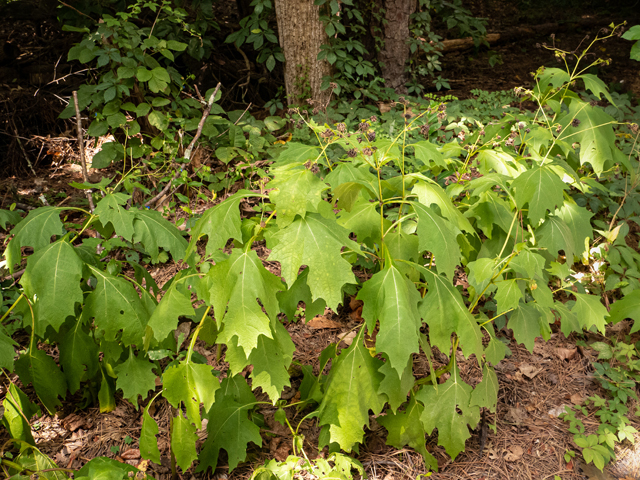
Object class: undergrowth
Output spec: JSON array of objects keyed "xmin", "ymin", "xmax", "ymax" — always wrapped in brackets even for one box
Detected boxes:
[{"xmin": 1, "ymin": 22, "xmax": 640, "ymax": 480}]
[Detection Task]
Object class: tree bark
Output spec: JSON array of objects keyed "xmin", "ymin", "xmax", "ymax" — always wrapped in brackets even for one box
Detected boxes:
[
  {"xmin": 274, "ymin": 0, "xmax": 331, "ymax": 105},
  {"xmin": 379, "ymin": 0, "xmax": 417, "ymax": 93}
]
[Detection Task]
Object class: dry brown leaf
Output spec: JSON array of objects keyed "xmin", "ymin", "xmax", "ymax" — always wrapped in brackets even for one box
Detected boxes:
[
  {"xmin": 121, "ymin": 449, "xmax": 140, "ymax": 460},
  {"xmin": 504, "ymin": 445, "xmax": 524, "ymax": 462},
  {"xmin": 519, "ymin": 363, "xmax": 543, "ymax": 379},
  {"xmin": 349, "ymin": 296, "xmax": 363, "ymax": 311},
  {"xmin": 570, "ymin": 393, "xmax": 584, "ymax": 405},
  {"xmin": 338, "ymin": 331, "xmax": 356, "ymax": 346},
  {"xmin": 504, "ymin": 407, "xmax": 528, "ymax": 425},
  {"xmin": 555, "ymin": 347, "xmax": 577, "ymax": 361},
  {"xmin": 307, "ymin": 315, "xmax": 342, "ymax": 329}
]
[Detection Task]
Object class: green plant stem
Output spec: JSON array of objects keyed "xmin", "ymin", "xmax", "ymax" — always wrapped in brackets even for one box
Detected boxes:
[{"xmin": 0, "ymin": 293, "xmax": 24, "ymax": 324}]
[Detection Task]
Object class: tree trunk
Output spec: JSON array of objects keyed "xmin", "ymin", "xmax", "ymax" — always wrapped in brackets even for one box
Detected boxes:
[
  {"xmin": 379, "ymin": 0, "xmax": 416, "ymax": 93},
  {"xmin": 274, "ymin": 0, "xmax": 331, "ymax": 105}
]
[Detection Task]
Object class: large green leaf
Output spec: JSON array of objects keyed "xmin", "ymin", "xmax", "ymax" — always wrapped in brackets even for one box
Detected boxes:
[
  {"xmin": 172, "ymin": 412, "xmax": 198, "ymax": 472},
  {"xmin": 465, "ymin": 191, "xmax": 514, "ymax": 239},
  {"xmin": 269, "ymin": 165, "xmax": 329, "ymax": 227},
  {"xmin": 114, "ymin": 349, "xmax": 157, "ymax": 406},
  {"xmin": 608, "ymin": 290, "xmax": 640, "ymax": 334},
  {"xmin": 378, "ymin": 394, "xmax": 438, "ymax": 470},
  {"xmin": 59, "ymin": 322, "xmax": 99, "ymax": 393},
  {"xmin": 537, "ymin": 215, "xmax": 576, "ymax": 261},
  {"xmin": 0, "ymin": 328, "xmax": 17, "ymax": 371},
  {"xmin": 317, "ymin": 328, "xmax": 386, "ymax": 452},
  {"xmin": 511, "ymin": 166, "xmax": 567, "ymax": 225},
  {"xmin": 555, "ymin": 201, "xmax": 593, "ymax": 256},
  {"xmin": 84, "ymin": 265, "xmax": 150, "ymax": 345},
  {"xmin": 1, "ymin": 383, "xmax": 40, "ymax": 445},
  {"xmin": 571, "ymin": 293, "xmax": 608, "ymax": 334},
  {"xmin": 411, "ymin": 140, "xmax": 446, "ymax": 168},
  {"xmin": 337, "ymin": 198, "xmax": 387, "ymax": 245},
  {"xmin": 274, "ymin": 142, "xmax": 321, "ymax": 166},
  {"xmin": 4, "ymin": 207, "xmax": 65, "ymax": 271},
  {"xmin": 494, "ymin": 279, "xmax": 523, "ymax": 315},
  {"xmin": 356, "ymin": 264, "xmax": 421, "ymax": 377},
  {"xmin": 417, "ymin": 361, "xmax": 480, "ymax": 459},
  {"xmin": 412, "ymin": 202, "xmax": 461, "ymax": 280},
  {"xmin": 413, "ymin": 263, "xmax": 484, "ymax": 359},
  {"xmin": 378, "ymin": 357, "xmax": 415, "ymax": 414},
  {"xmin": 147, "ymin": 279, "xmax": 194, "ymax": 343},
  {"xmin": 204, "ymin": 249, "xmax": 283, "ymax": 356},
  {"xmin": 276, "ymin": 267, "xmax": 326, "ymax": 322},
  {"xmin": 186, "ymin": 193, "xmax": 244, "ymax": 259},
  {"xmin": 508, "ymin": 303, "xmax": 543, "ymax": 352},
  {"xmin": 140, "ymin": 403, "xmax": 161, "ymax": 464},
  {"xmin": 94, "ymin": 193, "xmax": 136, "ymax": 241},
  {"xmin": 14, "ymin": 348, "xmax": 67, "ymax": 414},
  {"xmin": 0, "ymin": 208, "xmax": 22, "ymax": 230},
  {"xmin": 21, "ymin": 240, "xmax": 84, "ymax": 335},
  {"xmin": 470, "ymin": 364, "xmax": 499, "ymax": 412},
  {"xmin": 413, "ymin": 179, "xmax": 475, "ymax": 233},
  {"xmin": 269, "ymin": 213, "xmax": 359, "ymax": 310},
  {"xmin": 132, "ymin": 209, "xmax": 188, "ymax": 262},
  {"xmin": 558, "ymin": 100, "xmax": 618, "ymax": 176},
  {"xmin": 225, "ymin": 321, "xmax": 294, "ymax": 403},
  {"xmin": 198, "ymin": 376, "xmax": 261, "ymax": 472},
  {"xmin": 163, "ymin": 360, "xmax": 219, "ymax": 428}
]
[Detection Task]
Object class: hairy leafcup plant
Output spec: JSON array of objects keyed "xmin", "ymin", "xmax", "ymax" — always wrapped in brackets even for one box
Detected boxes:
[{"xmin": 0, "ymin": 22, "xmax": 638, "ymax": 478}]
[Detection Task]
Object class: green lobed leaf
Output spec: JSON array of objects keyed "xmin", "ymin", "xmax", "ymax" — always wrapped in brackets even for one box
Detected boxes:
[
  {"xmin": 416, "ymin": 360, "xmax": 480, "ymax": 459},
  {"xmin": 470, "ymin": 364, "xmax": 499, "ymax": 412},
  {"xmin": 558, "ymin": 100, "xmax": 618, "ymax": 176},
  {"xmin": 59, "ymin": 321, "xmax": 99, "ymax": 393},
  {"xmin": 555, "ymin": 201, "xmax": 593, "ymax": 256},
  {"xmin": 21, "ymin": 240, "xmax": 84, "ymax": 335},
  {"xmin": 114, "ymin": 349, "xmax": 157, "ymax": 406},
  {"xmin": 494, "ymin": 279, "xmax": 523, "ymax": 315},
  {"xmin": 413, "ymin": 179, "xmax": 475, "ymax": 233},
  {"xmin": 268, "ymin": 165, "xmax": 329, "ymax": 227},
  {"xmin": 277, "ymin": 267, "xmax": 326, "ymax": 322},
  {"xmin": 0, "ymin": 329, "xmax": 16, "ymax": 373},
  {"xmin": 84, "ymin": 264, "xmax": 151, "ymax": 345},
  {"xmin": 537, "ymin": 215, "xmax": 576, "ymax": 261},
  {"xmin": 511, "ymin": 166, "xmax": 567, "ymax": 225},
  {"xmin": 378, "ymin": 357, "xmax": 415, "ymax": 414},
  {"xmin": 1, "ymin": 383, "xmax": 41, "ymax": 445},
  {"xmin": 163, "ymin": 360, "xmax": 219, "ymax": 428},
  {"xmin": 4, "ymin": 207, "xmax": 65, "ymax": 272},
  {"xmin": 140, "ymin": 403, "xmax": 161, "ymax": 464},
  {"xmin": 337, "ymin": 198, "xmax": 387, "ymax": 245},
  {"xmin": 608, "ymin": 290, "xmax": 640, "ymax": 334},
  {"xmin": 94, "ymin": 193, "xmax": 136, "ymax": 241},
  {"xmin": 132, "ymin": 209, "xmax": 187, "ymax": 262},
  {"xmin": 225, "ymin": 321, "xmax": 295, "ymax": 403},
  {"xmin": 198, "ymin": 376, "xmax": 262, "ymax": 473},
  {"xmin": 508, "ymin": 303, "xmax": 543, "ymax": 352},
  {"xmin": 14, "ymin": 348, "xmax": 67, "ymax": 414},
  {"xmin": 412, "ymin": 202, "xmax": 462, "ymax": 280},
  {"xmin": 378, "ymin": 394, "xmax": 438, "ymax": 470},
  {"xmin": 204, "ymin": 249, "xmax": 283, "ymax": 356},
  {"xmin": 0, "ymin": 208, "xmax": 22, "ymax": 230},
  {"xmin": 356, "ymin": 263, "xmax": 421, "ymax": 377},
  {"xmin": 172, "ymin": 413, "xmax": 198, "ymax": 472},
  {"xmin": 186, "ymin": 193, "xmax": 244, "ymax": 260},
  {"xmin": 413, "ymin": 263, "xmax": 484, "ymax": 360},
  {"xmin": 317, "ymin": 328, "xmax": 386, "ymax": 452},
  {"xmin": 571, "ymin": 293, "xmax": 608, "ymax": 334},
  {"xmin": 269, "ymin": 213, "xmax": 359, "ymax": 310},
  {"xmin": 147, "ymin": 279, "xmax": 194, "ymax": 343},
  {"xmin": 274, "ymin": 142, "xmax": 321, "ymax": 166},
  {"xmin": 465, "ymin": 191, "xmax": 514, "ymax": 239}
]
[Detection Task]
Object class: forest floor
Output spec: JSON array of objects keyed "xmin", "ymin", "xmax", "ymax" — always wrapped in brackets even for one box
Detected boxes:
[{"xmin": 2, "ymin": 2, "xmax": 640, "ymax": 480}]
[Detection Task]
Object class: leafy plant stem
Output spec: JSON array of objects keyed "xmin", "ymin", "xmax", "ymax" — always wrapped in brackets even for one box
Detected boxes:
[{"xmin": 186, "ymin": 306, "xmax": 211, "ymax": 363}]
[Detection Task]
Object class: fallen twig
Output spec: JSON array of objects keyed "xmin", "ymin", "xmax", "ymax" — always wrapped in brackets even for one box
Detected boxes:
[
  {"xmin": 72, "ymin": 91, "xmax": 95, "ymax": 212},
  {"xmin": 145, "ymin": 82, "xmax": 222, "ymax": 208}
]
